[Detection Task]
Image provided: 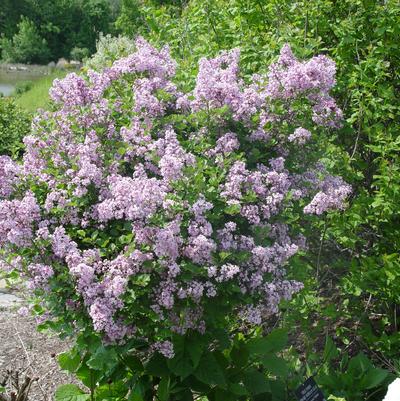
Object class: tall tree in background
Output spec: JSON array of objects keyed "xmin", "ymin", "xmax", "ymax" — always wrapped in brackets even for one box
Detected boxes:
[{"xmin": 0, "ymin": 0, "xmax": 114, "ymax": 62}]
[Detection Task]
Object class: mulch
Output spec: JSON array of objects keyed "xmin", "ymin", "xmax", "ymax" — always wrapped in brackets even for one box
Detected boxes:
[{"xmin": 0, "ymin": 298, "xmax": 77, "ymax": 401}]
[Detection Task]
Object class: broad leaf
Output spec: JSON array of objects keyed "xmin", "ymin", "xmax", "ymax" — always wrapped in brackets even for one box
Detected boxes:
[
  {"xmin": 87, "ymin": 346, "xmax": 118, "ymax": 371},
  {"xmin": 262, "ymin": 354, "xmax": 288, "ymax": 376},
  {"xmin": 55, "ymin": 384, "xmax": 90, "ymax": 401},
  {"xmin": 361, "ymin": 368, "xmax": 389, "ymax": 389},
  {"xmin": 58, "ymin": 351, "xmax": 81, "ymax": 373},
  {"xmin": 247, "ymin": 329, "xmax": 288, "ymax": 355},
  {"xmin": 146, "ymin": 353, "xmax": 170, "ymax": 377},
  {"xmin": 195, "ymin": 353, "xmax": 226, "ymax": 387},
  {"xmin": 243, "ymin": 370, "xmax": 271, "ymax": 395},
  {"xmin": 157, "ymin": 377, "xmax": 170, "ymax": 401}
]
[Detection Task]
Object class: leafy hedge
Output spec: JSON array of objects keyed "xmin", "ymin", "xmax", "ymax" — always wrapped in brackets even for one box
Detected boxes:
[{"xmin": 0, "ymin": 97, "xmax": 30, "ymax": 156}]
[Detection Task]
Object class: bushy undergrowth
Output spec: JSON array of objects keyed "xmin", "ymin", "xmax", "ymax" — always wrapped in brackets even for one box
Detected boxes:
[
  {"xmin": 0, "ymin": 97, "xmax": 30, "ymax": 157},
  {"xmin": 0, "ymin": 37, "xmax": 356, "ymax": 400}
]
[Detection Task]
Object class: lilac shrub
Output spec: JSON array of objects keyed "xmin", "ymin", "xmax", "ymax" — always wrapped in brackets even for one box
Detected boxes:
[{"xmin": 0, "ymin": 38, "xmax": 349, "ymax": 394}]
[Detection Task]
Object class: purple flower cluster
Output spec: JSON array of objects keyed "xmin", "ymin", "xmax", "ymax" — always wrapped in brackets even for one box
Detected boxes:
[
  {"xmin": 266, "ymin": 44, "xmax": 343, "ymax": 128},
  {"xmin": 304, "ymin": 176, "xmax": 352, "ymax": 215},
  {"xmin": 0, "ymin": 192, "xmax": 40, "ymax": 246},
  {"xmin": 288, "ymin": 127, "xmax": 312, "ymax": 144},
  {"xmin": 26, "ymin": 263, "xmax": 54, "ymax": 290},
  {"xmin": 0, "ymin": 38, "xmax": 350, "ymax": 354},
  {"xmin": 0, "ymin": 156, "xmax": 20, "ymax": 198},
  {"xmin": 192, "ymin": 49, "xmax": 262, "ymax": 121}
]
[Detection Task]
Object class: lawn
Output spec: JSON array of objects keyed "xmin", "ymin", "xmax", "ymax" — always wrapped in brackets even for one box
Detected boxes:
[{"xmin": 14, "ymin": 70, "xmax": 67, "ymax": 112}]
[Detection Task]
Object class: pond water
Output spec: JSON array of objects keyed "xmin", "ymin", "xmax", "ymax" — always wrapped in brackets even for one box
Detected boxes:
[{"xmin": 0, "ymin": 68, "xmax": 46, "ymax": 96}]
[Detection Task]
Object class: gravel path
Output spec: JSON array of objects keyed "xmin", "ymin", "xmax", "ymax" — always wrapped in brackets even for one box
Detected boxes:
[{"xmin": 0, "ymin": 282, "xmax": 76, "ymax": 401}]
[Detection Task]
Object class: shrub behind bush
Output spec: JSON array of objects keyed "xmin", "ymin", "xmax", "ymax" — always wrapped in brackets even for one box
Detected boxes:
[{"xmin": 0, "ymin": 97, "xmax": 30, "ymax": 156}]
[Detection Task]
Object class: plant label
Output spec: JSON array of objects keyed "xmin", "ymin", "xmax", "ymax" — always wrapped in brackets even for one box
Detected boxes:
[{"xmin": 295, "ymin": 377, "xmax": 326, "ymax": 401}]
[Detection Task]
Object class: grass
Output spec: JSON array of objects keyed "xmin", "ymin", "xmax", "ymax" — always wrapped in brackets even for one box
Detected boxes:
[{"xmin": 14, "ymin": 70, "xmax": 67, "ymax": 112}]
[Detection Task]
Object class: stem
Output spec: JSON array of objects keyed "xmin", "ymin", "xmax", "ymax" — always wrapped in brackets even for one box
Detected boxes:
[
  {"xmin": 316, "ymin": 219, "xmax": 328, "ymax": 281},
  {"xmin": 90, "ymin": 370, "xmax": 95, "ymax": 401},
  {"xmin": 304, "ymin": 9, "xmax": 308, "ymax": 46}
]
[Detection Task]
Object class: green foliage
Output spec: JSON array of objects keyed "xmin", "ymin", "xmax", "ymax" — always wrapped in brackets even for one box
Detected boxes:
[
  {"xmin": 56, "ymin": 328, "xmax": 296, "ymax": 401},
  {"xmin": 14, "ymin": 80, "xmax": 33, "ymax": 95},
  {"xmin": 318, "ymin": 352, "xmax": 392, "ymax": 401},
  {"xmin": 70, "ymin": 47, "xmax": 90, "ymax": 62},
  {"xmin": 0, "ymin": 97, "xmax": 30, "ymax": 156},
  {"xmin": 0, "ymin": 0, "xmax": 35, "ymax": 38},
  {"xmin": 84, "ymin": 33, "xmax": 136, "ymax": 71},
  {"xmin": 56, "ymin": 328, "xmax": 392, "ymax": 400},
  {"xmin": 0, "ymin": 0, "xmax": 115, "ymax": 63},
  {"xmin": 55, "ymin": 384, "xmax": 90, "ymax": 401},
  {"xmin": 0, "ymin": 17, "xmax": 50, "ymax": 63}
]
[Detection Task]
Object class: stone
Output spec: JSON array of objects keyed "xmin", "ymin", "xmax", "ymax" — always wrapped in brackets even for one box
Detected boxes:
[
  {"xmin": 0, "ymin": 292, "xmax": 21, "ymax": 308},
  {"xmin": 56, "ymin": 58, "xmax": 69, "ymax": 69}
]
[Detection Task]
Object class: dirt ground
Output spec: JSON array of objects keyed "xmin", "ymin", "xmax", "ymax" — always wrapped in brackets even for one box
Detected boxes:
[{"xmin": 0, "ymin": 285, "xmax": 76, "ymax": 401}]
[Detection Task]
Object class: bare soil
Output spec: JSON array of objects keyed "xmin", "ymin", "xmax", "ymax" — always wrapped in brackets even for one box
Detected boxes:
[{"xmin": 0, "ymin": 288, "xmax": 76, "ymax": 401}]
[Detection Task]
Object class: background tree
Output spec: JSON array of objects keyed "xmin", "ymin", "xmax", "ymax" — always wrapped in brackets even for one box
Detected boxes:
[{"xmin": 0, "ymin": 17, "xmax": 50, "ymax": 64}]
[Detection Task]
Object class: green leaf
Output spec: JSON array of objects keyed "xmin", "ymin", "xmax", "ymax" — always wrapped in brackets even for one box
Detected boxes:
[
  {"xmin": 128, "ymin": 391, "xmax": 144, "ymax": 401},
  {"xmin": 231, "ymin": 343, "xmax": 249, "ymax": 368},
  {"xmin": 224, "ymin": 203, "xmax": 241, "ymax": 215},
  {"xmin": 168, "ymin": 336, "xmax": 195, "ymax": 378},
  {"xmin": 146, "ymin": 353, "xmax": 170, "ymax": 377},
  {"xmin": 55, "ymin": 384, "xmax": 90, "ymax": 401},
  {"xmin": 0, "ymin": 386, "xmax": 5, "ymax": 394},
  {"xmin": 247, "ymin": 329, "xmax": 288, "ymax": 355},
  {"xmin": 361, "ymin": 368, "xmax": 389, "ymax": 389},
  {"xmin": 212, "ymin": 328, "xmax": 231, "ymax": 350},
  {"xmin": 228, "ymin": 382, "xmax": 248, "ymax": 396},
  {"xmin": 123, "ymin": 355, "xmax": 144, "ymax": 373},
  {"xmin": 58, "ymin": 351, "xmax": 81, "ymax": 373},
  {"xmin": 76, "ymin": 364, "xmax": 101, "ymax": 388},
  {"xmin": 157, "ymin": 377, "xmax": 170, "ymax": 401},
  {"xmin": 186, "ymin": 332, "xmax": 205, "ymax": 368},
  {"xmin": 172, "ymin": 388, "xmax": 193, "ymax": 401},
  {"xmin": 262, "ymin": 354, "xmax": 288, "ymax": 376},
  {"xmin": 323, "ymin": 337, "xmax": 339, "ymax": 363},
  {"xmin": 243, "ymin": 370, "xmax": 271, "ymax": 395},
  {"xmin": 87, "ymin": 346, "xmax": 118, "ymax": 371},
  {"xmin": 95, "ymin": 382, "xmax": 128, "ymax": 399},
  {"xmin": 269, "ymin": 380, "xmax": 287, "ymax": 400},
  {"xmin": 194, "ymin": 353, "xmax": 226, "ymax": 387},
  {"xmin": 215, "ymin": 388, "xmax": 237, "ymax": 401}
]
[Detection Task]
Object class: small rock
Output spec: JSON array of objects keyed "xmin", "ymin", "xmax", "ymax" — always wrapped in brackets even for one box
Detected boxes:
[
  {"xmin": 0, "ymin": 292, "xmax": 21, "ymax": 308},
  {"xmin": 56, "ymin": 58, "xmax": 69, "ymax": 69},
  {"xmin": 48, "ymin": 61, "xmax": 56, "ymax": 68}
]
